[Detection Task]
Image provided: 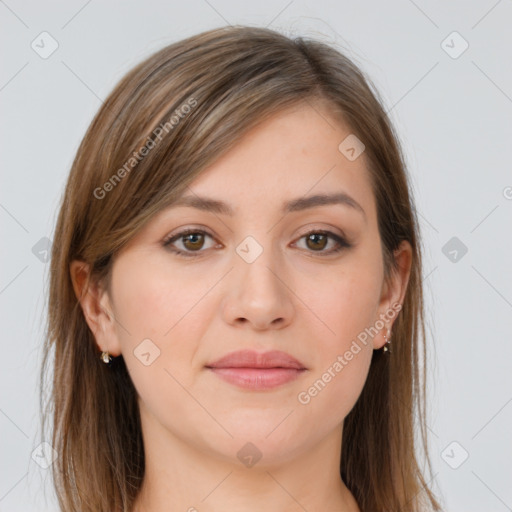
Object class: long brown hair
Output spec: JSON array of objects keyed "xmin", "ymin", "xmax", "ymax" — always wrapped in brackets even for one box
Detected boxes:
[{"xmin": 40, "ymin": 25, "xmax": 443, "ymax": 512}]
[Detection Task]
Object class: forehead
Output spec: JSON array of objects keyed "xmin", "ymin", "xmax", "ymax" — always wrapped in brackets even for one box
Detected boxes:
[
  {"xmin": 118, "ymin": 102, "xmax": 379, "ymax": 254},
  {"xmin": 178, "ymin": 102, "xmax": 375, "ymax": 220}
]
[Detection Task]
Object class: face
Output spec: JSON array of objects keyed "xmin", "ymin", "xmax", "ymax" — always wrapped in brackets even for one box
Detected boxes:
[{"xmin": 74, "ymin": 101, "xmax": 411, "ymax": 466}]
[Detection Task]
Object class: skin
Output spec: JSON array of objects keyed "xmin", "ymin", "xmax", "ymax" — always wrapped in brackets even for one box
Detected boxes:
[{"xmin": 71, "ymin": 100, "xmax": 412, "ymax": 512}]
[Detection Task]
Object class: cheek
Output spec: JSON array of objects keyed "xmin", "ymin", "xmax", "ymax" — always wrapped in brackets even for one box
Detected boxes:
[
  {"xmin": 297, "ymin": 256, "xmax": 383, "ymax": 355},
  {"xmin": 295, "ymin": 281, "xmax": 376, "ymax": 435},
  {"xmin": 110, "ymin": 253, "xmax": 214, "ymax": 386},
  {"xmin": 109, "ymin": 256, "xmax": 206, "ymax": 426},
  {"xmin": 326, "ymin": 274, "xmax": 381, "ymax": 347},
  {"xmin": 111, "ymin": 252, "xmax": 209, "ymax": 340},
  {"xmin": 292, "ymin": 259, "xmax": 381, "ymax": 424},
  {"xmin": 111, "ymin": 267, "xmax": 169, "ymax": 338}
]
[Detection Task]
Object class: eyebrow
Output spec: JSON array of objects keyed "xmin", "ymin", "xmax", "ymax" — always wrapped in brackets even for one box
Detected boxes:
[{"xmin": 169, "ymin": 192, "xmax": 367, "ymax": 221}]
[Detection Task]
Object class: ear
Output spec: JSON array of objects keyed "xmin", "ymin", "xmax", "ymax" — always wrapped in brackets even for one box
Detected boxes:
[
  {"xmin": 373, "ymin": 240, "xmax": 413, "ymax": 350},
  {"xmin": 69, "ymin": 260, "xmax": 122, "ymax": 357}
]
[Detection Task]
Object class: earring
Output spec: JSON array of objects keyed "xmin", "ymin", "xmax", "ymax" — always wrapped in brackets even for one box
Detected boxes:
[
  {"xmin": 100, "ymin": 351, "xmax": 113, "ymax": 364},
  {"xmin": 383, "ymin": 328, "xmax": 392, "ymax": 353}
]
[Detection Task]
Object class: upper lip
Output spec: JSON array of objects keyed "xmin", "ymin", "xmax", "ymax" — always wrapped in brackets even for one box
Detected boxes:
[{"xmin": 205, "ymin": 350, "xmax": 307, "ymax": 370}]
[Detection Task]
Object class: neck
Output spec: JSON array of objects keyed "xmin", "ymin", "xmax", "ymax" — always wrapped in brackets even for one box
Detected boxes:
[{"xmin": 131, "ymin": 404, "xmax": 360, "ymax": 512}]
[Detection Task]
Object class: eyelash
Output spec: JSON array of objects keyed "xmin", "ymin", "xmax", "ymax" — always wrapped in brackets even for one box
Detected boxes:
[{"xmin": 162, "ymin": 228, "xmax": 352, "ymax": 258}]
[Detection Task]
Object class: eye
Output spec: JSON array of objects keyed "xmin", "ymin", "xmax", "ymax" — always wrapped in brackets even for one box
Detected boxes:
[
  {"xmin": 162, "ymin": 228, "xmax": 217, "ymax": 257},
  {"xmin": 162, "ymin": 228, "xmax": 352, "ymax": 258},
  {"xmin": 292, "ymin": 230, "xmax": 352, "ymax": 255}
]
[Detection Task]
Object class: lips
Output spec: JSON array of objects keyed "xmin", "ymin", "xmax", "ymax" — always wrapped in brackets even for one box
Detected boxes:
[
  {"xmin": 205, "ymin": 349, "xmax": 307, "ymax": 390},
  {"xmin": 205, "ymin": 349, "xmax": 307, "ymax": 370}
]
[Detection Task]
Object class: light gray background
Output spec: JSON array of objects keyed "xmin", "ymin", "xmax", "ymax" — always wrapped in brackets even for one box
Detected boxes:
[{"xmin": 1, "ymin": 1, "xmax": 511, "ymax": 511}]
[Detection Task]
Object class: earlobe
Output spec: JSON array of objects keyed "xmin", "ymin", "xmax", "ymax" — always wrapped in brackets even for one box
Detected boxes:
[{"xmin": 69, "ymin": 260, "xmax": 122, "ymax": 357}]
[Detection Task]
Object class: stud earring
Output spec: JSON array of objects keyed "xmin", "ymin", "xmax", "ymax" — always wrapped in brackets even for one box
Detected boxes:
[
  {"xmin": 383, "ymin": 328, "xmax": 392, "ymax": 353},
  {"xmin": 100, "ymin": 351, "xmax": 113, "ymax": 364}
]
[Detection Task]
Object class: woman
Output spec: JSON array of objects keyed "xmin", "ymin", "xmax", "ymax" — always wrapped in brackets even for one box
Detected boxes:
[{"xmin": 40, "ymin": 25, "xmax": 443, "ymax": 512}]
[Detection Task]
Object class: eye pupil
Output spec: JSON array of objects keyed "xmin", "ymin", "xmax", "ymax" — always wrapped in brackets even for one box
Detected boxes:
[{"xmin": 306, "ymin": 233, "xmax": 327, "ymax": 251}]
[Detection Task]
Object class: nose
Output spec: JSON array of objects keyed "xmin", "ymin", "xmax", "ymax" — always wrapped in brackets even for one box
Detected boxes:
[{"xmin": 221, "ymin": 242, "xmax": 294, "ymax": 331}]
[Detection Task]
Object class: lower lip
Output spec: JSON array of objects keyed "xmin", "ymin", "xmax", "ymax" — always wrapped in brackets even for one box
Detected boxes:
[{"xmin": 207, "ymin": 367, "xmax": 306, "ymax": 390}]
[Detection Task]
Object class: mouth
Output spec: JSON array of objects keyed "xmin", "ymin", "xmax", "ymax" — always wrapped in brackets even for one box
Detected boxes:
[
  {"xmin": 206, "ymin": 367, "xmax": 306, "ymax": 390},
  {"xmin": 205, "ymin": 349, "xmax": 307, "ymax": 391}
]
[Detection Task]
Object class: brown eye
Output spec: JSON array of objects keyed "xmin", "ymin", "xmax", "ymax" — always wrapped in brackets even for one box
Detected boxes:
[
  {"xmin": 182, "ymin": 232, "xmax": 205, "ymax": 251},
  {"xmin": 305, "ymin": 233, "xmax": 328, "ymax": 251},
  {"xmin": 294, "ymin": 230, "xmax": 351, "ymax": 255},
  {"xmin": 163, "ymin": 229, "xmax": 216, "ymax": 257},
  {"xmin": 163, "ymin": 228, "xmax": 351, "ymax": 259}
]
